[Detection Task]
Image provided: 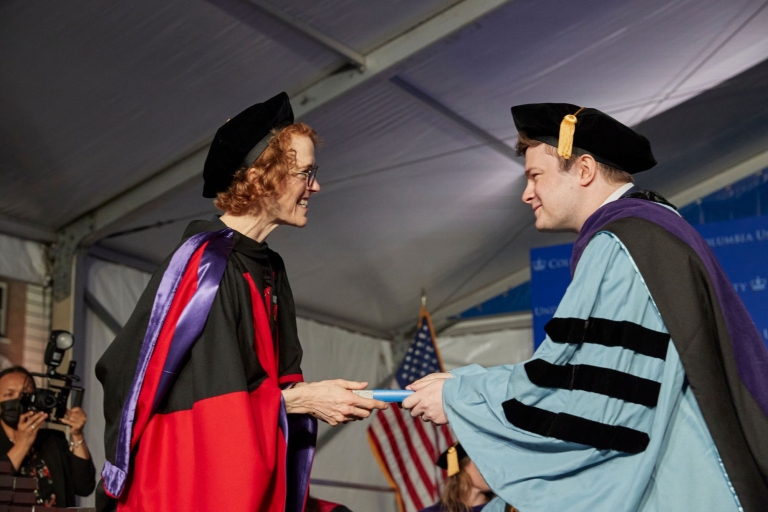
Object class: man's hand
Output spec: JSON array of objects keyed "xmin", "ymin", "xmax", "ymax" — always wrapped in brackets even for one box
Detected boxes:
[
  {"xmin": 406, "ymin": 372, "xmax": 453, "ymax": 391},
  {"xmin": 282, "ymin": 379, "xmax": 388, "ymax": 426},
  {"xmin": 402, "ymin": 378, "xmax": 448, "ymax": 425}
]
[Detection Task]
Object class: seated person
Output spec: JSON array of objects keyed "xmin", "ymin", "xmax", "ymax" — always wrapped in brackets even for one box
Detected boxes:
[
  {"xmin": 0, "ymin": 366, "xmax": 95, "ymax": 506},
  {"xmin": 420, "ymin": 442, "xmax": 498, "ymax": 512}
]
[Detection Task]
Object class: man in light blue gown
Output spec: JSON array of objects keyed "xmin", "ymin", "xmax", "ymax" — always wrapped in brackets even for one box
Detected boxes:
[{"xmin": 403, "ymin": 104, "xmax": 768, "ymax": 512}]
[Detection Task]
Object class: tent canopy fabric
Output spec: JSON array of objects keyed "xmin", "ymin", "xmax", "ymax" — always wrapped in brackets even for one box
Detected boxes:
[
  {"xmin": 2, "ymin": 0, "xmax": 768, "ymax": 335},
  {"xmin": 0, "ymin": 234, "xmax": 47, "ymax": 285}
]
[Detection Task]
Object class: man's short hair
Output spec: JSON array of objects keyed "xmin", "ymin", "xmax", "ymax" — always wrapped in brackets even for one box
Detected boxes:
[{"xmin": 516, "ymin": 131, "xmax": 633, "ymax": 185}]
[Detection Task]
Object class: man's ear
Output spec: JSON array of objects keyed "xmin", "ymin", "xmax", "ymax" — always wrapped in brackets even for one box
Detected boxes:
[{"xmin": 577, "ymin": 154, "xmax": 598, "ymax": 187}]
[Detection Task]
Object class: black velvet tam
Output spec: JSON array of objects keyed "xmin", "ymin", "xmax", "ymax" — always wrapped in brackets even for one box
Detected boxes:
[
  {"xmin": 511, "ymin": 103, "xmax": 657, "ymax": 174},
  {"xmin": 435, "ymin": 442, "xmax": 468, "ymax": 469},
  {"xmin": 202, "ymin": 91, "xmax": 294, "ymax": 198}
]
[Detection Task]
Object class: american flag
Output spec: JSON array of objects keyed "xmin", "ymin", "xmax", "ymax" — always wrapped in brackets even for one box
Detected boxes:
[{"xmin": 368, "ymin": 307, "xmax": 455, "ymax": 512}]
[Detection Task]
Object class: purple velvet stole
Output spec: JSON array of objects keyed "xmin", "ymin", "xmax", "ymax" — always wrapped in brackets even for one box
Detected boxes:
[
  {"xmin": 102, "ymin": 229, "xmax": 235, "ymax": 497},
  {"xmin": 283, "ymin": 400, "xmax": 318, "ymax": 512},
  {"xmin": 573, "ymin": 198, "xmax": 768, "ymax": 416}
]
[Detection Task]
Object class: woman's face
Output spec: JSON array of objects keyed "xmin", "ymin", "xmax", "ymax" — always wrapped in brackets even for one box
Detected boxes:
[
  {"xmin": 464, "ymin": 460, "xmax": 492, "ymax": 493},
  {"xmin": 0, "ymin": 372, "xmax": 34, "ymax": 401},
  {"xmin": 267, "ymin": 134, "xmax": 320, "ymax": 228}
]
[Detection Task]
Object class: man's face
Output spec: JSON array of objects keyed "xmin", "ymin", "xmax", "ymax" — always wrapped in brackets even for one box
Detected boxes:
[{"xmin": 521, "ymin": 144, "xmax": 580, "ymax": 232}]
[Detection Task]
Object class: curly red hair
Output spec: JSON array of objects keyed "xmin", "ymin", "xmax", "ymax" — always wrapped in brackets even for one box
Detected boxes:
[{"xmin": 214, "ymin": 122, "xmax": 320, "ymax": 214}]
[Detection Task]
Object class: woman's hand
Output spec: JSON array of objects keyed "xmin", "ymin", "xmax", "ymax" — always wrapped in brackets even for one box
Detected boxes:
[
  {"xmin": 61, "ymin": 408, "xmax": 91, "ymax": 460},
  {"xmin": 6, "ymin": 411, "xmax": 48, "ymax": 470},
  {"xmin": 14, "ymin": 411, "xmax": 47, "ymax": 448},
  {"xmin": 282, "ymin": 380, "xmax": 388, "ymax": 426},
  {"xmin": 60, "ymin": 407, "xmax": 87, "ymax": 437}
]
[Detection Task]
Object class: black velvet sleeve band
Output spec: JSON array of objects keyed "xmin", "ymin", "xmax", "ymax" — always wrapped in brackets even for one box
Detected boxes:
[
  {"xmin": 502, "ymin": 398, "xmax": 650, "ymax": 454},
  {"xmin": 545, "ymin": 317, "xmax": 670, "ymax": 360},
  {"xmin": 524, "ymin": 359, "xmax": 662, "ymax": 407}
]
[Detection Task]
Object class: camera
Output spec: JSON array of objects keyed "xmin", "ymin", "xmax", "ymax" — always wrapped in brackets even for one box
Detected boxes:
[
  {"xmin": 19, "ymin": 388, "xmax": 70, "ymax": 419},
  {"xmin": 24, "ymin": 330, "xmax": 84, "ymax": 424}
]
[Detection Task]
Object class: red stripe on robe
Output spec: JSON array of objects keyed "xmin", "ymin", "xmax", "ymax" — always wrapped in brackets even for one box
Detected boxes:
[
  {"xmin": 114, "ymin": 249, "xmax": 290, "ymax": 511},
  {"xmin": 279, "ymin": 374, "xmax": 304, "ymax": 386},
  {"xmin": 316, "ymin": 499, "xmax": 344, "ymax": 512}
]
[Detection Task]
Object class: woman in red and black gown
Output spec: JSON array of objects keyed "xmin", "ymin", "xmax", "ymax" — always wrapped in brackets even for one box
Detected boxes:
[{"xmin": 96, "ymin": 92, "xmax": 387, "ymax": 512}]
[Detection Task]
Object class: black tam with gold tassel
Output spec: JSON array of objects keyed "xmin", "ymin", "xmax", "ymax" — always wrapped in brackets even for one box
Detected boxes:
[
  {"xmin": 436, "ymin": 442, "xmax": 468, "ymax": 477},
  {"xmin": 511, "ymin": 103, "xmax": 657, "ymax": 174}
]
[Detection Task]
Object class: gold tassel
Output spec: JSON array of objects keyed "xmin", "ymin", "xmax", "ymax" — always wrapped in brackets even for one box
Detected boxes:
[
  {"xmin": 557, "ymin": 107, "xmax": 585, "ymax": 160},
  {"xmin": 447, "ymin": 446, "xmax": 460, "ymax": 477}
]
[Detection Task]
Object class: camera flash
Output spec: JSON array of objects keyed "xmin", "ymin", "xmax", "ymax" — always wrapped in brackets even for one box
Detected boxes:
[{"xmin": 54, "ymin": 331, "xmax": 74, "ymax": 350}]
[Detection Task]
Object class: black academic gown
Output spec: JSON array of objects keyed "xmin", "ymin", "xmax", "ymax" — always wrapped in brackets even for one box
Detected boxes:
[{"xmin": 96, "ymin": 219, "xmax": 314, "ymax": 512}]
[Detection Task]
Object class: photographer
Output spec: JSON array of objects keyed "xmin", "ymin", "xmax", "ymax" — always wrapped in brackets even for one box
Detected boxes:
[{"xmin": 0, "ymin": 366, "xmax": 95, "ymax": 506}]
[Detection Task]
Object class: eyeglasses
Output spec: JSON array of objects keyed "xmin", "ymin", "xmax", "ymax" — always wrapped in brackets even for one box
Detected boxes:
[{"xmin": 293, "ymin": 164, "xmax": 319, "ymax": 188}]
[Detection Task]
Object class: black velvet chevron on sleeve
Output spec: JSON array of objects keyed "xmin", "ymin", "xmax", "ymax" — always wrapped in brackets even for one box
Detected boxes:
[
  {"xmin": 544, "ymin": 317, "xmax": 670, "ymax": 360},
  {"xmin": 503, "ymin": 315, "xmax": 669, "ymax": 453},
  {"xmin": 524, "ymin": 359, "xmax": 662, "ymax": 407},
  {"xmin": 502, "ymin": 399, "xmax": 650, "ymax": 454}
]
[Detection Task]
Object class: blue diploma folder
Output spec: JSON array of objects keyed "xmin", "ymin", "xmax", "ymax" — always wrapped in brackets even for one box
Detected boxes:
[{"xmin": 352, "ymin": 389, "xmax": 414, "ymax": 402}]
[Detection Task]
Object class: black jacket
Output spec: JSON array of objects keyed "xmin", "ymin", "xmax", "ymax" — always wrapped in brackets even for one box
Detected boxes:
[{"xmin": 0, "ymin": 428, "xmax": 96, "ymax": 506}]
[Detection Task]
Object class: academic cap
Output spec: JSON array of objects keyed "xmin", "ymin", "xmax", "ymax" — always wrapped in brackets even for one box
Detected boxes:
[
  {"xmin": 436, "ymin": 442, "xmax": 468, "ymax": 477},
  {"xmin": 202, "ymin": 92, "xmax": 294, "ymax": 198},
  {"xmin": 511, "ymin": 103, "xmax": 656, "ymax": 174}
]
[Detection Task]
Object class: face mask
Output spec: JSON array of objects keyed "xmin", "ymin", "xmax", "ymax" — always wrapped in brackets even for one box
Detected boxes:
[{"xmin": 0, "ymin": 398, "xmax": 23, "ymax": 429}]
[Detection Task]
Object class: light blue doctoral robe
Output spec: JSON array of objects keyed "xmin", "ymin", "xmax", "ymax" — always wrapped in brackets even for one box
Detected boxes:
[{"xmin": 443, "ymin": 232, "xmax": 743, "ymax": 512}]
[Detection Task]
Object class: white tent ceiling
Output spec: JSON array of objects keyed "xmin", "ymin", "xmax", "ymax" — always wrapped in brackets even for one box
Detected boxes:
[{"xmin": 2, "ymin": 0, "xmax": 768, "ymax": 336}]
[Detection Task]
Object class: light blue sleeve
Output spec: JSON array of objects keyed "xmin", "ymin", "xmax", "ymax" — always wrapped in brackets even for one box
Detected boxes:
[
  {"xmin": 450, "ymin": 364, "xmax": 517, "ymax": 378},
  {"xmin": 449, "ymin": 364, "xmax": 488, "ymax": 377},
  {"xmin": 443, "ymin": 233, "xmax": 684, "ymax": 512}
]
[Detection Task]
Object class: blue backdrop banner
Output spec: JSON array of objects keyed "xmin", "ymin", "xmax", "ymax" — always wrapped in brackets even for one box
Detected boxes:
[
  {"xmin": 695, "ymin": 216, "xmax": 768, "ymax": 348},
  {"xmin": 530, "ymin": 243, "xmax": 573, "ymax": 349},
  {"xmin": 530, "ymin": 215, "xmax": 768, "ymax": 350}
]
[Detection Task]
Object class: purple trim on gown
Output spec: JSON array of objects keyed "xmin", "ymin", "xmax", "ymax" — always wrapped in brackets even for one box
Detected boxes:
[
  {"xmin": 285, "ymin": 410, "xmax": 317, "ymax": 512},
  {"xmin": 102, "ymin": 228, "xmax": 232, "ymax": 497},
  {"xmin": 153, "ymin": 231, "xmax": 234, "ymax": 410},
  {"xmin": 103, "ymin": 223, "xmax": 318, "ymax": 505},
  {"xmin": 573, "ymin": 198, "xmax": 768, "ymax": 416}
]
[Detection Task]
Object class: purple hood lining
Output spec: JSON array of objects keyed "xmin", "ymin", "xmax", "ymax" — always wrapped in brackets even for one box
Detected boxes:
[{"xmin": 573, "ymin": 199, "xmax": 768, "ymax": 417}]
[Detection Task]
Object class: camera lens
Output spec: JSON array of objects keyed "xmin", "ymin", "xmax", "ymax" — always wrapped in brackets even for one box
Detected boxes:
[{"xmin": 39, "ymin": 392, "xmax": 57, "ymax": 410}]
